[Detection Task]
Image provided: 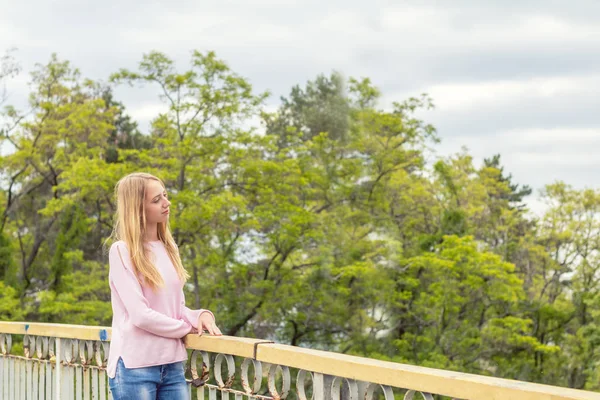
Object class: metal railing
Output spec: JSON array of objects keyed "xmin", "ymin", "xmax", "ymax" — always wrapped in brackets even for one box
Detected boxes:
[{"xmin": 0, "ymin": 321, "xmax": 598, "ymax": 400}]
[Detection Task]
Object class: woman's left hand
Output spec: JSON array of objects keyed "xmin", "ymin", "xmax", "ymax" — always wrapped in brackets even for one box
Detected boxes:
[{"xmin": 197, "ymin": 312, "xmax": 222, "ymax": 336}]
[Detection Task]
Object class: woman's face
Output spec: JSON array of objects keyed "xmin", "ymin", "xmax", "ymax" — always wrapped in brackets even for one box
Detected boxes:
[{"xmin": 144, "ymin": 180, "xmax": 171, "ymax": 224}]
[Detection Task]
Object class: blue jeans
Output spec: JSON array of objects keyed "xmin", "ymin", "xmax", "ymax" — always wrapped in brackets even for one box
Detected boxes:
[{"xmin": 109, "ymin": 357, "xmax": 189, "ymax": 400}]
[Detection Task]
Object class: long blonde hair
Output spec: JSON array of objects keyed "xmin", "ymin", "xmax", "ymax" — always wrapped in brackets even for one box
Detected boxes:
[{"xmin": 108, "ymin": 172, "xmax": 189, "ymax": 289}]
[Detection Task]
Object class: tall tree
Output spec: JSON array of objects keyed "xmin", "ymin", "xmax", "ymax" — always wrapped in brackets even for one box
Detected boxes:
[
  {"xmin": 0, "ymin": 54, "xmax": 116, "ymax": 295},
  {"xmin": 264, "ymin": 72, "xmax": 351, "ymax": 146}
]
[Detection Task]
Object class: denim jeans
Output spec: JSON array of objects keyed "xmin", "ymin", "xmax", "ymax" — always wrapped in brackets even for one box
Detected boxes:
[{"xmin": 109, "ymin": 357, "xmax": 189, "ymax": 400}]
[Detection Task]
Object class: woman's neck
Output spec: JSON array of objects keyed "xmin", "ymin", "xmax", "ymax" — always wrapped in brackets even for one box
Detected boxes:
[{"xmin": 144, "ymin": 223, "xmax": 159, "ymax": 242}]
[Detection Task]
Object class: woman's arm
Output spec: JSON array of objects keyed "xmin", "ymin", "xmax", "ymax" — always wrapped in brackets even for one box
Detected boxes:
[
  {"xmin": 109, "ymin": 243, "xmax": 193, "ymax": 338},
  {"xmin": 180, "ymin": 304, "xmax": 216, "ymax": 334},
  {"xmin": 180, "ymin": 304, "xmax": 214, "ymax": 331}
]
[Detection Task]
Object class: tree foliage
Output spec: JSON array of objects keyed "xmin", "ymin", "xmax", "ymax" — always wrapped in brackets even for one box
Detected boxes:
[{"xmin": 0, "ymin": 50, "xmax": 599, "ymax": 390}]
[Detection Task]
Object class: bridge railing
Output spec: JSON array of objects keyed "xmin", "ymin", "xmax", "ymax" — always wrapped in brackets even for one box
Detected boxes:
[{"xmin": 0, "ymin": 321, "xmax": 598, "ymax": 400}]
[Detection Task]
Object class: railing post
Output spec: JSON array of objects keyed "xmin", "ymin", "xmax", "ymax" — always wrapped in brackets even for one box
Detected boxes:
[
  {"xmin": 314, "ymin": 373, "xmax": 325, "ymax": 400},
  {"xmin": 55, "ymin": 337, "xmax": 61, "ymax": 399}
]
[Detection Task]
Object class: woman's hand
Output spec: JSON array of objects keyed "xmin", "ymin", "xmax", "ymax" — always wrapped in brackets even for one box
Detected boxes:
[{"xmin": 197, "ymin": 312, "xmax": 222, "ymax": 336}]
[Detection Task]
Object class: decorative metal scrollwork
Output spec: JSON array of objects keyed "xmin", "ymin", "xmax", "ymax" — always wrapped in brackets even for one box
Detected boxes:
[
  {"xmin": 241, "ymin": 357, "xmax": 263, "ymax": 394},
  {"xmin": 214, "ymin": 353, "xmax": 236, "ymax": 389},
  {"xmin": 79, "ymin": 340, "xmax": 94, "ymax": 365},
  {"xmin": 0, "ymin": 332, "xmax": 460, "ymax": 400},
  {"xmin": 23, "ymin": 335, "xmax": 36, "ymax": 358},
  {"xmin": 404, "ymin": 390, "xmax": 434, "ymax": 400},
  {"xmin": 63, "ymin": 339, "xmax": 79, "ymax": 364},
  {"xmin": 267, "ymin": 364, "xmax": 291, "ymax": 400},
  {"xmin": 331, "ymin": 376, "xmax": 359, "ymax": 400},
  {"xmin": 365, "ymin": 383, "xmax": 395, "ymax": 400},
  {"xmin": 94, "ymin": 340, "xmax": 109, "ymax": 367},
  {"xmin": 188, "ymin": 350, "xmax": 210, "ymax": 387},
  {"xmin": 35, "ymin": 336, "xmax": 49, "ymax": 360},
  {"xmin": 296, "ymin": 369, "xmax": 314, "ymax": 400},
  {"xmin": 0, "ymin": 333, "xmax": 12, "ymax": 355}
]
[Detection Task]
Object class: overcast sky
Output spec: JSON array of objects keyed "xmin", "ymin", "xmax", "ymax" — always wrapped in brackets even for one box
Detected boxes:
[{"xmin": 1, "ymin": 0, "xmax": 599, "ymax": 214}]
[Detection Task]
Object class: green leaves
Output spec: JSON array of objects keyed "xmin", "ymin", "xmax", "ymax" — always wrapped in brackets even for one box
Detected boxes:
[
  {"xmin": 0, "ymin": 281, "xmax": 24, "ymax": 321},
  {"xmin": 391, "ymin": 236, "xmax": 530, "ymax": 371},
  {"xmin": 1, "ymin": 49, "xmax": 600, "ymax": 391}
]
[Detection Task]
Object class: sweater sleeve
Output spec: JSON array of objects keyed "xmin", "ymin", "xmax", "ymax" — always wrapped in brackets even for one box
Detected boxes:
[
  {"xmin": 180, "ymin": 302, "xmax": 215, "ymax": 331},
  {"xmin": 109, "ymin": 242, "xmax": 193, "ymax": 339}
]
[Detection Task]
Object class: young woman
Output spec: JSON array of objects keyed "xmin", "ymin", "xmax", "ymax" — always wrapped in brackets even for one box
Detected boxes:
[{"xmin": 106, "ymin": 172, "xmax": 222, "ymax": 399}]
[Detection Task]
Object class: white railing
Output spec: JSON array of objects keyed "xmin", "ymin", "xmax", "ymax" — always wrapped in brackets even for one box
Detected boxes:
[{"xmin": 0, "ymin": 322, "xmax": 599, "ymax": 400}]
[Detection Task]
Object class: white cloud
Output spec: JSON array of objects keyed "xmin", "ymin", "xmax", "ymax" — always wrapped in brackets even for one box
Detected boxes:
[
  {"xmin": 380, "ymin": 8, "xmax": 600, "ymax": 51},
  {"xmin": 524, "ymin": 197, "xmax": 549, "ymax": 218},
  {"xmin": 441, "ymin": 128, "xmax": 600, "ymax": 157},
  {"xmin": 504, "ymin": 128, "xmax": 600, "ymax": 145},
  {"xmin": 511, "ymin": 151, "xmax": 598, "ymax": 167},
  {"xmin": 418, "ymin": 75, "xmax": 600, "ymax": 113},
  {"xmin": 128, "ymin": 103, "xmax": 169, "ymax": 126},
  {"xmin": 435, "ymin": 127, "xmax": 600, "ymax": 191},
  {"xmin": 0, "ymin": 0, "xmax": 598, "ymax": 197}
]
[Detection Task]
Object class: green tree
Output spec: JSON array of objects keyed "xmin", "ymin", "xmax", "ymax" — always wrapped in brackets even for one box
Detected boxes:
[
  {"xmin": 0, "ymin": 49, "xmax": 599, "ymax": 391},
  {"xmin": 0, "ymin": 54, "xmax": 115, "ymax": 294},
  {"xmin": 264, "ymin": 71, "xmax": 351, "ymax": 145}
]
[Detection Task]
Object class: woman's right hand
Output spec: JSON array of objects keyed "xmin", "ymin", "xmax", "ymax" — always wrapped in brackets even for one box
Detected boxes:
[{"xmin": 197, "ymin": 312, "xmax": 222, "ymax": 336}]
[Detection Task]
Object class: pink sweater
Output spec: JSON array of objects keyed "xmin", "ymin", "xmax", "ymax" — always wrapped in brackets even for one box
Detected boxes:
[{"xmin": 107, "ymin": 240, "xmax": 213, "ymax": 379}]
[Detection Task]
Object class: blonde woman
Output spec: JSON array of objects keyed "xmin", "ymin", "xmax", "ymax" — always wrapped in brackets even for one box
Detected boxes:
[{"xmin": 106, "ymin": 172, "xmax": 221, "ymax": 399}]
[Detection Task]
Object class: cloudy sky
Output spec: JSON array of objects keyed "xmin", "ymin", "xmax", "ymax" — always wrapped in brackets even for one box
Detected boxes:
[{"xmin": 1, "ymin": 0, "xmax": 599, "ymax": 214}]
